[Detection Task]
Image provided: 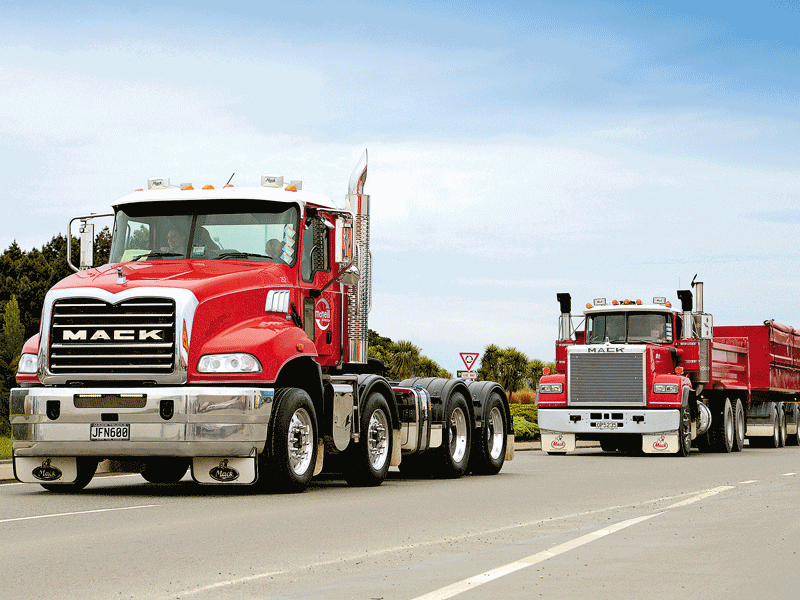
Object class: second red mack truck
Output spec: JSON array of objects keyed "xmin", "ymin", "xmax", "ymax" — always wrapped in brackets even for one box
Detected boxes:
[
  {"xmin": 537, "ymin": 279, "xmax": 800, "ymax": 456},
  {"xmin": 9, "ymin": 150, "xmax": 513, "ymax": 491}
]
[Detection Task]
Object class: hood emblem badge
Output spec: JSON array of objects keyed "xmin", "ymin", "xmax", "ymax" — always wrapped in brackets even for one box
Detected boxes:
[{"xmin": 116, "ymin": 266, "xmax": 127, "ymax": 285}]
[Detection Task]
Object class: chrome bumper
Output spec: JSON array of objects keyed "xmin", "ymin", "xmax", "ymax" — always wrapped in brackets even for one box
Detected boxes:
[
  {"xmin": 9, "ymin": 386, "xmax": 274, "ymax": 458},
  {"xmin": 538, "ymin": 407, "xmax": 680, "ymax": 435}
]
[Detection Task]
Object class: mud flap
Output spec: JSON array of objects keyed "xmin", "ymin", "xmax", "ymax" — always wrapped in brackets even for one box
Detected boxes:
[
  {"xmin": 505, "ymin": 434, "xmax": 515, "ymax": 461},
  {"xmin": 192, "ymin": 456, "xmax": 257, "ymax": 484},
  {"xmin": 15, "ymin": 456, "xmax": 78, "ymax": 484},
  {"xmin": 642, "ymin": 433, "xmax": 679, "ymax": 454},
  {"xmin": 541, "ymin": 432, "xmax": 576, "ymax": 453}
]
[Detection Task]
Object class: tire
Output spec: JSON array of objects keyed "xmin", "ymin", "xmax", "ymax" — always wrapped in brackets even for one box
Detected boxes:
[
  {"xmin": 750, "ymin": 402, "xmax": 779, "ymax": 448},
  {"xmin": 788, "ymin": 405, "xmax": 800, "ymax": 446},
  {"xmin": 732, "ymin": 398, "xmax": 745, "ymax": 453},
  {"xmin": 778, "ymin": 402, "xmax": 787, "ymax": 448},
  {"xmin": 41, "ymin": 458, "xmax": 98, "ymax": 493},
  {"xmin": 261, "ymin": 387, "xmax": 318, "ymax": 493},
  {"xmin": 708, "ymin": 397, "xmax": 734, "ymax": 453},
  {"xmin": 141, "ymin": 458, "xmax": 189, "ymax": 483},
  {"xmin": 431, "ymin": 392, "xmax": 471, "ymax": 478},
  {"xmin": 469, "ymin": 393, "xmax": 507, "ymax": 475},
  {"xmin": 398, "ymin": 453, "xmax": 431, "ymax": 478},
  {"xmin": 343, "ymin": 392, "xmax": 393, "ymax": 487},
  {"xmin": 675, "ymin": 406, "xmax": 691, "ymax": 457}
]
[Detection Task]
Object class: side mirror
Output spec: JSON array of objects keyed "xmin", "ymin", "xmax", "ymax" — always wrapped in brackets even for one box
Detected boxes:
[
  {"xmin": 339, "ymin": 264, "xmax": 360, "ymax": 287},
  {"xmin": 67, "ymin": 213, "xmax": 114, "ymax": 272}
]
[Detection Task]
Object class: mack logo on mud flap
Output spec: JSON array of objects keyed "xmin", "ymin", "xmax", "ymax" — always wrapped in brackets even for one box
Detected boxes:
[
  {"xmin": 61, "ymin": 329, "xmax": 165, "ymax": 342},
  {"xmin": 551, "ymin": 435, "xmax": 566, "ymax": 449},
  {"xmin": 32, "ymin": 459, "xmax": 62, "ymax": 481},
  {"xmin": 209, "ymin": 460, "xmax": 240, "ymax": 482},
  {"xmin": 653, "ymin": 436, "xmax": 669, "ymax": 451}
]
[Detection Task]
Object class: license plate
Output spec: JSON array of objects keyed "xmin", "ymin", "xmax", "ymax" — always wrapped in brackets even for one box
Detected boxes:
[
  {"xmin": 90, "ymin": 423, "xmax": 130, "ymax": 441},
  {"xmin": 595, "ymin": 421, "xmax": 618, "ymax": 430}
]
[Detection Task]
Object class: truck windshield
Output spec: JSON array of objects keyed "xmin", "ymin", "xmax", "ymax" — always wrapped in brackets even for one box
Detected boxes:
[
  {"xmin": 109, "ymin": 199, "xmax": 299, "ymax": 265},
  {"xmin": 587, "ymin": 312, "xmax": 672, "ymax": 344}
]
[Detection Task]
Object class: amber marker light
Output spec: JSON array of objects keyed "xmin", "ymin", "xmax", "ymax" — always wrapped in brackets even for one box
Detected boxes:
[
  {"xmin": 586, "ymin": 303, "xmax": 592, "ymax": 309},
  {"xmin": 636, "ymin": 299, "xmax": 642, "ymax": 305},
  {"xmin": 181, "ymin": 184, "xmax": 194, "ymax": 190},
  {"xmin": 296, "ymin": 343, "xmax": 305, "ymax": 352},
  {"xmin": 612, "ymin": 300, "xmax": 619, "ymax": 305},
  {"xmin": 542, "ymin": 367, "xmax": 551, "ymax": 376},
  {"xmin": 285, "ymin": 185, "xmax": 298, "ymax": 192},
  {"xmin": 202, "ymin": 185, "xmax": 214, "ymax": 190},
  {"xmin": 223, "ymin": 184, "xmax": 234, "ymax": 188},
  {"xmin": 675, "ymin": 366, "xmax": 684, "ymax": 374},
  {"xmin": 666, "ymin": 301, "xmax": 672, "ymax": 308},
  {"xmin": 182, "ymin": 321, "xmax": 190, "ymax": 353}
]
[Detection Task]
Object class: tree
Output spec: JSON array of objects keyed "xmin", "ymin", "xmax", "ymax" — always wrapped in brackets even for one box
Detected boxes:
[
  {"xmin": 1, "ymin": 295, "xmax": 24, "ymax": 435},
  {"xmin": 390, "ymin": 340, "xmax": 421, "ymax": 381}
]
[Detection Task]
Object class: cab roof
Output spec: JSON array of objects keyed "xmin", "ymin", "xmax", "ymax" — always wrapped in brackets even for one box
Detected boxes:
[{"xmin": 112, "ymin": 185, "xmax": 339, "ymax": 212}]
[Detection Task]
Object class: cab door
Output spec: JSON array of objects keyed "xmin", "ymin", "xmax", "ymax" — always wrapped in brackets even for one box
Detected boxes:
[{"xmin": 299, "ymin": 209, "xmax": 342, "ymax": 362}]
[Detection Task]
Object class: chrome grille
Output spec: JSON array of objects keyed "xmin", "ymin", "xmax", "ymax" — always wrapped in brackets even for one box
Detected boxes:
[
  {"xmin": 568, "ymin": 351, "xmax": 645, "ymax": 405},
  {"xmin": 48, "ymin": 297, "xmax": 176, "ymax": 375}
]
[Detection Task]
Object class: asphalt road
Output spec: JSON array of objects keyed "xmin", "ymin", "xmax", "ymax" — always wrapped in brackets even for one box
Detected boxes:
[{"xmin": 2, "ymin": 446, "xmax": 799, "ymax": 600}]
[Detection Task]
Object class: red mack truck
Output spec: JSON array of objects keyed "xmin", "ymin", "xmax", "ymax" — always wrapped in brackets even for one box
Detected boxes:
[
  {"xmin": 9, "ymin": 151, "xmax": 513, "ymax": 491},
  {"xmin": 537, "ymin": 279, "xmax": 800, "ymax": 456}
]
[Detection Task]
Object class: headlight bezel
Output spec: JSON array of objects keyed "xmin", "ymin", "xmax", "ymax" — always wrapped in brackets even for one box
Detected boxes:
[
  {"xmin": 197, "ymin": 353, "xmax": 262, "ymax": 374},
  {"xmin": 653, "ymin": 383, "xmax": 680, "ymax": 394},
  {"xmin": 17, "ymin": 353, "xmax": 38, "ymax": 374},
  {"xmin": 539, "ymin": 383, "xmax": 563, "ymax": 394}
]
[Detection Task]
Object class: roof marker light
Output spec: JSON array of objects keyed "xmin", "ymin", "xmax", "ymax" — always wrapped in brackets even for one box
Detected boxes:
[
  {"xmin": 612, "ymin": 300, "xmax": 619, "ymax": 306},
  {"xmin": 285, "ymin": 185, "xmax": 297, "ymax": 192},
  {"xmin": 636, "ymin": 299, "xmax": 642, "ymax": 305},
  {"xmin": 666, "ymin": 301, "xmax": 672, "ymax": 308},
  {"xmin": 223, "ymin": 184, "xmax": 234, "ymax": 188},
  {"xmin": 181, "ymin": 184, "xmax": 194, "ymax": 190},
  {"xmin": 202, "ymin": 185, "xmax": 214, "ymax": 190},
  {"xmin": 586, "ymin": 303, "xmax": 592, "ymax": 309},
  {"xmin": 624, "ymin": 299, "xmax": 631, "ymax": 305}
]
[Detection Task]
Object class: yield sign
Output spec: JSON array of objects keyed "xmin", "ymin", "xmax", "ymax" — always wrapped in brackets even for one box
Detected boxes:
[{"xmin": 460, "ymin": 352, "xmax": 479, "ymax": 371}]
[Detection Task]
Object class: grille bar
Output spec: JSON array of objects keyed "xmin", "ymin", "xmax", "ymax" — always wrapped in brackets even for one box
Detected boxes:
[{"xmin": 49, "ymin": 297, "xmax": 177, "ymax": 376}]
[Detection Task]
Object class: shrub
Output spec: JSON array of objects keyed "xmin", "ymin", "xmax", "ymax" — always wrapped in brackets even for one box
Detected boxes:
[
  {"xmin": 511, "ymin": 389, "xmax": 537, "ymax": 404},
  {"xmin": 0, "ymin": 436, "xmax": 11, "ymax": 461},
  {"xmin": 510, "ymin": 402, "xmax": 538, "ymax": 440},
  {"xmin": 513, "ymin": 416, "xmax": 538, "ymax": 441}
]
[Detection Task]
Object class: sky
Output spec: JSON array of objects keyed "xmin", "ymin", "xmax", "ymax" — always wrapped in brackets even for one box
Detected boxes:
[{"xmin": 1, "ymin": 0, "xmax": 799, "ymax": 374}]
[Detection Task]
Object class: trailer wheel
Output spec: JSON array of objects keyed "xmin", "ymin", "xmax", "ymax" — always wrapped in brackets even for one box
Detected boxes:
[
  {"xmin": 732, "ymin": 399, "xmax": 745, "ymax": 453},
  {"xmin": 676, "ymin": 407, "xmax": 691, "ymax": 457},
  {"xmin": 261, "ymin": 387, "xmax": 318, "ymax": 493},
  {"xmin": 41, "ymin": 458, "xmax": 98, "ymax": 493},
  {"xmin": 343, "ymin": 392, "xmax": 393, "ymax": 487},
  {"xmin": 788, "ymin": 405, "xmax": 800, "ymax": 446},
  {"xmin": 432, "ymin": 392, "xmax": 471, "ymax": 478},
  {"xmin": 777, "ymin": 402, "xmax": 787, "ymax": 448},
  {"xmin": 469, "ymin": 393, "xmax": 507, "ymax": 475},
  {"xmin": 141, "ymin": 458, "xmax": 189, "ymax": 484},
  {"xmin": 749, "ymin": 402, "xmax": 780, "ymax": 448},
  {"xmin": 708, "ymin": 397, "xmax": 734, "ymax": 453}
]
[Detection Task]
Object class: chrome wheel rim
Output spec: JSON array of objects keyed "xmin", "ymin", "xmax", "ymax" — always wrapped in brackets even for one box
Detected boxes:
[
  {"xmin": 487, "ymin": 406, "xmax": 505, "ymax": 460},
  {"xmin": 288, "ymin": 408, "xmax": 313, "ymax": 476},
  {"xmin": 724, "ymin": 401, "xmax": 734, "ymax": 446},
  {"xmin": 449, "ymin": 407, "xmax": 468, "ymax": 463},
  {"xmin": 367, "ymin": 409, "xmax": 390, "ymax": 470}
]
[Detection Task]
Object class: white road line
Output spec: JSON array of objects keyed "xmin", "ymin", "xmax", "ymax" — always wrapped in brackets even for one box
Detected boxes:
[
  {"xmin": 0, "ymin": 504, "xmax": 160, "ymax": 524},
  {"xmin": 408, "ymin": 513, "xmax": 661, "ymax": 600},
  {"xmin": 783, "ymin": 472, "xmax": 796, "ymax": 476},
  {"xmin": 739, "ymin": 480, "xmax": 758, "ymax": 484},
  {"xmin": 409, "ymin": 485, "xmax": 734, "ymax": 600},
  {"xmin": 167, "ymin": 486, "xmax": 733, "ymax": 600}
]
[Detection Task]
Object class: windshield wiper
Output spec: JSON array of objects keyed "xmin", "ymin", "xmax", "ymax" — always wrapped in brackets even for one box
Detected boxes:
[
  {"xmin": 217, "ymin": 252, "xmax": 273, "ymax": 260},
  {"xmin": 131, "ymin": 252, "xmax": 183, "ymax": 261}
]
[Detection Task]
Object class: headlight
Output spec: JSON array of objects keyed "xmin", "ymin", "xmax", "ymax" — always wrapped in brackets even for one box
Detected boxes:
[
  {"xmin": 539, "ymin": 383, "xmax": 563, "ymax": 394},
  {"xmin": 653, "ymin": 383, "xmax": 679, "ymax": 394},
  {"xmin": 197, "ymin": 353, "xmax": 262, "ymax": 374},
  {"xmin": 17, "ymin": 353, "xmax": 38, "ymax": 374}
]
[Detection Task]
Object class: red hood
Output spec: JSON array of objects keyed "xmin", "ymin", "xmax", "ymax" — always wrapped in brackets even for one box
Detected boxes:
[{"xmin": 51, "ymin": 261, "xmax": 292, "ymax": 303}]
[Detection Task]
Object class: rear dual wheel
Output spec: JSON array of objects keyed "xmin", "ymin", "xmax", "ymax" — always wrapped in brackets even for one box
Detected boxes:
[
  {"xmin": 469, "ymin": 393, "xmax": 507, "ymax": 475},
  {"xmin": 343, "ymin": 392, "xmax": 393, "ymax": 487},
  {"xmin": 708, "ymin": 397, "xmax": 734, "ymax": 453}
]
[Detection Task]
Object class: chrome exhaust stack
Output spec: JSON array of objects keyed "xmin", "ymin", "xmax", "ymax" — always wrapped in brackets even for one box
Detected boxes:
[{"xmin": 344, "ymin": 150, "xmax": 370, "ymax": 364}]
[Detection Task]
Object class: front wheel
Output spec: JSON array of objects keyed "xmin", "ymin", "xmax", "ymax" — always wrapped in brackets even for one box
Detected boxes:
[
  {"xmin": 675, "ymin": 407, "xmax": 691, "ymax": 457},
  {"xmin": 41, "ymin": 458, "xmax": 98, "ymax": 493},
  {"xmin": 469, "ymin": 394, "xmax": 507, "ymax": 475},
  {"xmin": 343, "ymin": 392, "xmax": 393, "ymax": 487},
  {"xmin": 432, "ymin": 392, "xmax": 471, "ymax": 478},
  {"xmin": 261, "ymin": 388, "xmax": 318, "ymax": 493}
]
